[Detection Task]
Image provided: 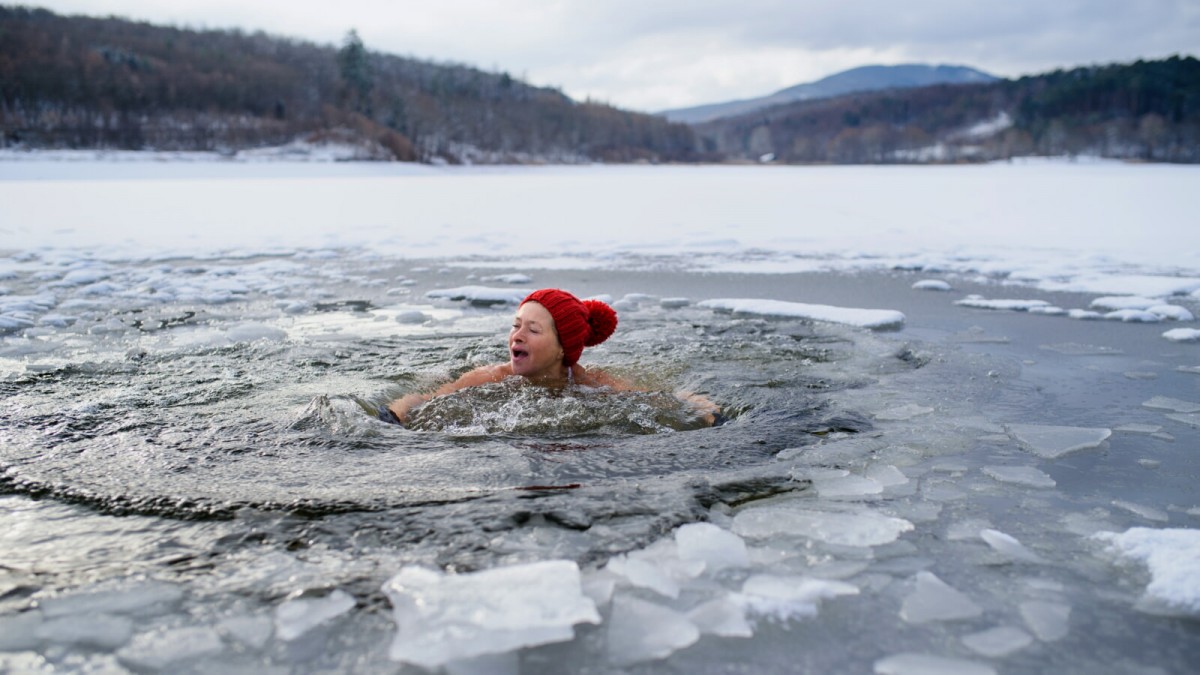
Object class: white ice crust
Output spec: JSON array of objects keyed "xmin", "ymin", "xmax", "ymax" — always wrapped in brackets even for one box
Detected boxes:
[{"xmin": 1093, "ymin": 527, "xmax": 1200, "ymax": 617}]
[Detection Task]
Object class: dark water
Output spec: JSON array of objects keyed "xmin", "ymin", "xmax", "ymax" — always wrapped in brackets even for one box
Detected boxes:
[{"xmin": 1, "ymin": 264, "xmax": 1198, "ymax": 673}]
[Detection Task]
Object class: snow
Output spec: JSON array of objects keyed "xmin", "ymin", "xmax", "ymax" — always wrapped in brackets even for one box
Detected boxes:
[
  {"xmin": 699, "ymin": 298, "xmax": 905, "ymax": 330},
  {"xmin": 956, "ymin": 296, "xmax": 1052, "ymax": 312},
  {"xmin": 912, "ymin": 279, "xmax": 953, "ymax": 291},
  {"xmin": 1094, "ymin": 527, "xmax": 1200, "ymax": 615},
  {"xmin": 381, "ymin": 560, "xmax": 600, "ymax": 668},
  {"xmin": 426, "ymin": 286, "xmax": 529, "ymax": 306},
  {"xmin": 1163, "ymin": 328, "xmax": 1200, "ymax": 343},
  {"xmin": 2, "ymin": 160, "xmax": 1198, "ymax": 348}
]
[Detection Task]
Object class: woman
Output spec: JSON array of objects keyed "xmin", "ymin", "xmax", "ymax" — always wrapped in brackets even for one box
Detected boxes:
[{"xmin": 383, "ymin": 288, "xmax": 719, "ymax": 426}]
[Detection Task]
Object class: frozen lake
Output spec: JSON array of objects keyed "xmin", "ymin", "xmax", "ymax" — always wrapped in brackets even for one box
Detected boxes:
[{"xmin": 1, "ymin": 157, "xmax": 1199, "ymax": 673}]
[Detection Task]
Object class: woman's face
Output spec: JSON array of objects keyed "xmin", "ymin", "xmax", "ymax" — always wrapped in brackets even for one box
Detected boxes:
[{"xmin": 509, "ymin": 302, "xmax": 565, "ymax": 380}]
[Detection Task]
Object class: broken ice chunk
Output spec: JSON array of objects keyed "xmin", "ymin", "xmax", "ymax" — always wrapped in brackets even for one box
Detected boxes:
[
  {"xmin": 34, "ymin": 613, "xmax": 134, "ymax": 650},
  {"xmin": 275, "ymin": 589, "xmax": 355, "ymax": 641},
  {"xmin": 874, "ymin": 404, "xmax": 934, "ymax": 421},
  {"xmin": 216, "ymin": 615, "xmax": 273, "ymax": 650},
  {"xmin": 732, "ymin": 505, "xmax": 914, "ymax": 547},
  {"xmin": 605, "ymin": 554, "xmax": 681, "ymax": 598},
  {"xmin": 687, "ymin": 597, "xmax": 753, "ymax": 638},
  {"xmin": 736, "ymin": 574, "xmax": 859, "ymax": 621},
  {"xmin": 899, "ymin": 571, "xmax": 982, "ymax": 624},
  {"xmin": 37, "ymin": 580, "xmax": 184, "ymax": 618},
  {"xmin": 980, "ymin": 529, "xmax": 1044, "ymax": 563},
  {"xmin": 961, "ymin": 625, "xmax": 1034, "ymax": 657},
  {"xmin": 874, "ymin": 652, "xmax": 997, "ymax": 675},
  {"xmin": 982, "ymin": 465, "xmax": 1056, "ymax": 488},
  {"xmin": 1008, "ymin": 424, "xmax": 1111, "ymax": 459},
  {"xmin": 865, "ymin": 464, "xmax": 910, "ymax": 487},
  {"xmin": 1092, "ymin": 527, "xmax": 1200, "ymax": 617},
  {"xmin": 606, "ymin": 596, "xmax": 699, "ymax": 666},
  {"xmin": 811, "ymin": 473, "xmax": 885, "ymax": 499},
  {"xmin": 912, "ymin": 279, "xmax": 953, "ymax": 291},
  {"xmin": 117, "ymin": 626, "xmax": 223, "ymax": 671},
  {"xmin": 1115, "ymin": 423, "xmax": 1163, "ymax": 434},
  {"xmin": 1019, "ymin": 600, "xmax": 1071, "ymax": 641},
  {"xmin": 674, "ymin": 522, "xmax": 750, "ymax": 571},
  {"xmin": 1165, "ymin": 412, "xmax": 1200, "ymax": 428},
  {"xmin": 1142, "ymin": 396, "xmax": 1200, "ymax": 413},
  {"xmin": 1163, "ymin": 328, "xmax": 1200, "ymax": 342},
  {"xmin": 1111, "ymin": 500, "xmax": 1170, "ymax": 523},
  {"xmin": 383, "ymin": 560, "xmax": 600, "ymax": 669}
]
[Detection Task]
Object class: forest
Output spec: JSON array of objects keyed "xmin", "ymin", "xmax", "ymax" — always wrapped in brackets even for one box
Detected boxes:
[
  {"xmin": 0, "ymin": 6, "xmax": 697, "ymax": 163},
  {"xmin": 695, "ymin": 56, "xmax": 1200, "ymax": 163},
  {"xmin": 2, "ymin": 6, "xmax": 1198, "ymax": 164}
]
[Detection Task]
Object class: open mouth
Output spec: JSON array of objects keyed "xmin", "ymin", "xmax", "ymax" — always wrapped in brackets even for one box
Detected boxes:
[{"xmin": 511, "ymin": 347, "xmax": 529, "ymax": 362}]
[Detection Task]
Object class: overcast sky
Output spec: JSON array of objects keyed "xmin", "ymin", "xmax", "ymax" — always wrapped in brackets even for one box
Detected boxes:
[{"xmin": 30, "ymin": 1, "xmax": 1200, "ymax": 112}]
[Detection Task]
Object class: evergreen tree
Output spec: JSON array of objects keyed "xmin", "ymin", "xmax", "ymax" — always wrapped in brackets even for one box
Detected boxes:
[{"xmin": 338, "ymin": 29, "xmax": 373, "ymax": 114}]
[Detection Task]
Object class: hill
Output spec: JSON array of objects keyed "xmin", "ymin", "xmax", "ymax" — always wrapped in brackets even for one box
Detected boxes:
[
  {"xmin": 0, "ymin": 6, "xmax": 697, "ymax": 163},
  {"xmin": 661, "ymin": 64, "xmax": 997, "ymax": 124},
  {"xmin": 694, "ymin": 56, "xmax": 1200, "ymax": 163}
]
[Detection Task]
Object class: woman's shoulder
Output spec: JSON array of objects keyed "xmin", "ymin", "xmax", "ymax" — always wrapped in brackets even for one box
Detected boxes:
[
  {"xmin": 573, "ymin": 364, "xmax": 633, "ymax": 390},
  {"xmin": 455, "ymin": 364, "xmax": 512, "ymax": 387}
]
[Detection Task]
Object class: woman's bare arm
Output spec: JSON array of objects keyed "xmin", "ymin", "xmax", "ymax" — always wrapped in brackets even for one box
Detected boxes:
[{"xmin": 387, "ymin": 365, "xmax": 508, "ymax": 423}]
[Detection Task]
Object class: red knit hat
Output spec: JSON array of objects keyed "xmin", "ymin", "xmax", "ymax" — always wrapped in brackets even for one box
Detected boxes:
[{"xmin": 520, "ymin": 289, "xmax": 618, "ymax": 366}]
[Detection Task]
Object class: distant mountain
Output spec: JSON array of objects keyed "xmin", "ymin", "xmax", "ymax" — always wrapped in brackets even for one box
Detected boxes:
[
  {"xmin": 692, "ymin": 56, "xmax": 1200, "ymax": 164},
  {"xmin": 661, "ymin": 64, "xmax": 999, "ymax": 124}
]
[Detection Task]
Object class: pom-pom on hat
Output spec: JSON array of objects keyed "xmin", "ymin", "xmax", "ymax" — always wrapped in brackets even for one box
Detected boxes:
[{"xmin": 521, "ymin": 289, "xmax": 618, "ymax": 366}]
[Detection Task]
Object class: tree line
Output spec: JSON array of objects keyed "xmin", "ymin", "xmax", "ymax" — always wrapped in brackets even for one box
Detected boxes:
[
  {"xmin": 695, "ymin": 56, "xmax": 1200, "ymax": 163},
  {"xmin": 2, "ymin": 6, "xmax": 1197, "ymax": 164},
  {"xmin": 0, "ymin": 6, "xmax": 697, "ymax": 162}
]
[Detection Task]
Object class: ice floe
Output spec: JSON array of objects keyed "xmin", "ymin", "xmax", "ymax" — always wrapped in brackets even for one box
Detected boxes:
[
  {"xmin": 426, "ymin": 286, "xmax": 528, "ymax": 306},
  {"xmin": 274, "ymin": 589, "xmax": 356, "ymax": 641},
  {"xmin": 961, "ymin": 625, "xmax": 1034, "ymax": 657},
  {"xmin": 899, "ymin": 571, "xmax": 982, "ymax": 623},
  {"xmin": 736, "ymin": 574, "xmax": 860, "ymax": 621},
  {"xmin": 382, "ymin": 560, "xmax": 600, "ymax": 668},
  {"xmin": 698, "ymin": 298, "xmax": 905, "ymax": 330},
  {"xmin": 912, "ymin": 279, "xmax": 953, "ymax": 291},
  {"xmin": 956, "ymin": 296, "xmax": 1052, "ymax": 312},
  {"xmin": 1142, "ymin": 396, "xmax": 1200, "ymax": 413},
  {"xmin": 1019, "ymin": 600, "xmax": 1071, "ymax": 641},
  {"xmin": 980, "ymin": 529, "xmax": 1044, "ymax": 563},
  {"xmin": 1163, "ymin": 328, "xmax": 1200, "ymax": 343},
  {"xmin": 732, "ymin": 504, "xmax": 914, "ymax": 547},
  {"xmin": 982, "ymin": 465, "xmax": 1056, "ymax": 488},
  {"xmin": 874, "ymin": 652, "xmax": 997, "ymax": 675},
  {"xmin": 606, "ymin": 596, "xmax": 699, "ymax": 665},
  {"xmin": 1007, "ymin": 424, "xmax": 1112, "ymax": 459}
]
